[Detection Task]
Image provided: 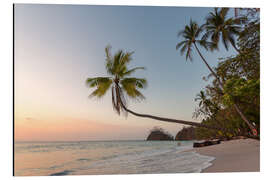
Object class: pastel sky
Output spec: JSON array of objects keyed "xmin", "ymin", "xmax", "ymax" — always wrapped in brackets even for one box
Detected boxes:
[{"xmin": 14, "ymin": 4, "xmax": 235, "ymax": 141}]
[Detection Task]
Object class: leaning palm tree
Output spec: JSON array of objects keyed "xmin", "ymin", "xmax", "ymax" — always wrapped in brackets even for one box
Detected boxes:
[
  {"xmin": 86, "ymin": 45, "xmax": 220, "ymax": 130},
  {"xmin": 176, "ymin": 19, "xmax": 257, "ymax": 136},
  {"xmin": 203, "ymin": 8, "xmax": 246, "ymax": 52}
]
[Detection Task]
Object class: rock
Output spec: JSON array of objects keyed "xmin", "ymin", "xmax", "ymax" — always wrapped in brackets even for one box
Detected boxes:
[
  {"xmin": 175, "ymin": 126, "xmax": 196, "ymax": 140},
  {"xmin": 146, "ymin": 127, "xmax": 174, "ymax": 141}
]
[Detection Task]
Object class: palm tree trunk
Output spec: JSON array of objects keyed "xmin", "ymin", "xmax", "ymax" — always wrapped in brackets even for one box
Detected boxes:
[
  {"xmin": 233, "ymin": 104, "xmax": 258, "ymax": 135},
  {"xmin": 114, "ymin": 84, "xmax": 221, "ymax": 130},
  {"xmin": 124, "ymin": 105, "xmax": 221, "ymax": 129},
  {"xmin": 193, "ymin": 43, "xmax": 223, "ymax": 86},
  {"xmin": 193, "ymin": 42, "xmax": 257, "ymax": 136},
  {"xmin": 123, "ymin": 102, "xmax": 222, "ymax": 130}
]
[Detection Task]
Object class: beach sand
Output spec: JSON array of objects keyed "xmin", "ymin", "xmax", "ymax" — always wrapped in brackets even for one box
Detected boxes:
[{"xmin": 195, "ymin": 138, "xmax": 260, "ymax": 172}]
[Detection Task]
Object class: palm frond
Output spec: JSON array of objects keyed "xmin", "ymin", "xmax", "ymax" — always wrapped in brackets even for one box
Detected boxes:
[
  {"xmin": 119, "ymin": 51, "xmax": 134, "ymax": 67},
  {"xmin": 105, "ymin": 45, "xmax": 114, "ymax": 75},
  {"xmin": 202, "ymin": 30, "xmax": 211, "ymax": 41},
  {"xmin": 176, "ymin": 40, "xmax": 187, "ymax": 50},
  {"xmin": 177, "ymin": 29, "xmax": 186, "ymax": 37},
  {"xmin": 122, "ymin": 66, "xmax": 146, "ymax": 76},
  {"xmin": 220, "ymin": 8, "xmax": 229, "ymax": 19},
  {"xmin": 86, "ymin": 77, "xmax": 112, "ymax": 98},
  {"xmin": 197, "ymin": 40, "xmax": 209, "ymax": 50},
  {"xmin": 204, "ymin": 7, "xmax": 243, "ymax": 51},
  {"xmin": 112, "ymin": 50, "xmax": 123, "ymax": 74},
  {"xmin": 195, "ymin": 24, "xmax": 204, "ymax": 38},
  {"xmin": 105, "ymin": 45, "xmax": 112, "ymax": 60},
  {"xmin": 180, "ymin": 43, "xmax": 188, "ymax": 56},
  {"xmin": 120, "ymin": 77, "xmax": 147, "ymax": 100},
  {"xmin": 221, "ymin": 30, "xmax": 229, "ymax": 50},
  {"xmin": 185, "ymin": 43, "xmax": 193, "ymax": 61}
]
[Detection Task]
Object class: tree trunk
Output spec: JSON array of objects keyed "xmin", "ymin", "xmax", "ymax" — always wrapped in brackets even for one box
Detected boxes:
[
  {"xmin": 233, "ymin": 104, "xmax": 258, "ymax": 135},
  {"xmin": 114, "ymin": 84, "xmax": 221, "ymax": 130},
  {"xmin": 193, "ymin": 42, "xmax": 257, "ymax": 136},
  {"xmin": 122, "ymin": 102, "xmax": 222, "ymax": 130},
  {"xmin": 194, "ymin": 43, "xmax": 223, "ymax": 87}
]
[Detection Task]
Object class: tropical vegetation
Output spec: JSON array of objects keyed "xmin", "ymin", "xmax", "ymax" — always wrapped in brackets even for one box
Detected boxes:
[{"xmin": 189, "ymin": 8, "xmax": 260, "ymax": 139}]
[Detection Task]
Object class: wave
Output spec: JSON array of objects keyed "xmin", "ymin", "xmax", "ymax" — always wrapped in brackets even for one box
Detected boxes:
[{"xmin": 15, "ymin": 141, "xmax": 215, "ymax": 175}]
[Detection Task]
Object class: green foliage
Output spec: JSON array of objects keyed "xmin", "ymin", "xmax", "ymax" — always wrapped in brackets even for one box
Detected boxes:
[
  {"xmin": 192, "ymin": 8, "xmax": 260, "ymax": 139},
  {"xmin": 86, "ymin": 45, "xmax": 147, "ymax": 115},
  {"xmin": 120, "ymin": 78, "xmax": 147, "ymax": 100},
  {"xmin": 203, "ymin": 8, "xmax": 246, "ymax": 51},
  {"xmin": 176, "ymin": 19, "xmax": 214, "ymax": 61},
  {"xmin": 86, "ymin": 77, "xmax": 112, "ymax": 98},
  {"xmin": 223, "ymin": 78, "xmax": 259, "ymax": 106}
]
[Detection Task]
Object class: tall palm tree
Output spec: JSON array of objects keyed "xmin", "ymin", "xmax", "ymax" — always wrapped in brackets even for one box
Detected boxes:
[
  {"xmin": 204, "ymin": 8, "xmax": 257, "ymax": 136},
  {"xmin": 86, "ymin": 45, "xmax": 220, "ymax": 130},
  {"xmin": 203, "ymin": 8, "xmax": 246, "ymax": 52},
  {"xmin": 176, "ymin": 19, "xmax": 257, "ymax": 136},
  {"xmin": 176, "ymin": 19, "xmax": 222, "ymax": 86}
]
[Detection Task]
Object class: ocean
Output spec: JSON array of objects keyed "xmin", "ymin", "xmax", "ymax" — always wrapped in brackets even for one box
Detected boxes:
[{"xmin": 14, "ymin": 140, "xmax": 214, "ymax": 176}]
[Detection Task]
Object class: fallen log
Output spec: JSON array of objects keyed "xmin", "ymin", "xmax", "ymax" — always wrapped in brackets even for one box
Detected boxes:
[{"xmin": 193, "ymin": 139, "xmax": 221, "ymax": 148}]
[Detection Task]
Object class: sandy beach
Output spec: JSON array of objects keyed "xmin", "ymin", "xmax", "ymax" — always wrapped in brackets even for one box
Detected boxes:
[{"xmin": 195, "ymin": 138, "xmax": 260, "ymax": 172}]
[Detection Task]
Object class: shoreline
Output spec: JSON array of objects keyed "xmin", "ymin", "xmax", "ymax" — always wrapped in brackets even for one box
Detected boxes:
[{"xmin": 194, "ymin": 138, "xmax": 260, "ymax": 173}]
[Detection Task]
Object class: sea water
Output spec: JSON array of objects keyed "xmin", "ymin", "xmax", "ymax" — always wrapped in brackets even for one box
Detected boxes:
[{"xmin": 14, "ymin": 140, "xmax": 214, "ymax": 176}]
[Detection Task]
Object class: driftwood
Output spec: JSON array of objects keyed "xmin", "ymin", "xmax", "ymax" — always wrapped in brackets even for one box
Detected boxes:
[{"xmin": 193, "ymin": 139, "xmax": 221, "ymax": 148}]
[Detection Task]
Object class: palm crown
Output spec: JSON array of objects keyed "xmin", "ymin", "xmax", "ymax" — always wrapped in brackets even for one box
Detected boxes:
[
  {"xmin": 203, "ymin": 8, "xmax": 246, "ymax": 51},
  {"xmin": 86, "ymin": 45, "xmax": 147, "ymax": 115},
  {"xmin": 176, "ymin": 19, "xmax": 214, "ymax": 61}
]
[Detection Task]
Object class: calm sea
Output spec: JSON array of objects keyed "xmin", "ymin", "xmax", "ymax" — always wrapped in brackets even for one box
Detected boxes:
[{"xmin": 14, "ymin": 140, "xmax": 214, "ymax": 176}]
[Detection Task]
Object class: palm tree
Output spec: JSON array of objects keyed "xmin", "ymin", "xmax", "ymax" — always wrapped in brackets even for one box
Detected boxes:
[
  {"xmin": 203, "ymin": 8, "xmax": 246, "ymax": 52},
  {"xmin": 176, "ymin": 19, "xmax": 257, "ymax": 136},
  {"xmin": 195, "ymin": 91, "xmax": 213, "ymax": 114},
  {"xmin": 176, "ymin": 19, "xmax": 222, "ymax": 86},
  {"xmin": 86, "ymin": 45, "xmax": 220, "ymax": 130},
  {"xmin": 204, "ymin": 8, "xmax": 257, "ymax": 136}
]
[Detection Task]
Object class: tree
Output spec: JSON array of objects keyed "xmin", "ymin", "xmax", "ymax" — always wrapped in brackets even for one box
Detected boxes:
[
  {"xmin": 194, "ymin": 90, "xmax": 220, "ymax": 118},
  {"xmin": 194, "ymin": 12, "xmax": 260, "ymax": 137},
  {"xmin": 203, "ymin": 8, "xmax": 246, "ymax": 52},
  {"xmin": 86, "ymin": 45, "xmax": 220, "ymax": 129},
  {"xmin": 176, "ymin": 19, "xmax": 223, "ymax": 86},
  {"xmin": 176, "ymin": 18, "xmax": 257, "ymax": 136}
]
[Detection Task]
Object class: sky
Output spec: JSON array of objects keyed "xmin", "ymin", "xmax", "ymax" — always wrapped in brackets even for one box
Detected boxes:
[{"xmin": 14, "ymin": 4, "xmax": 235, "ymax": 141}]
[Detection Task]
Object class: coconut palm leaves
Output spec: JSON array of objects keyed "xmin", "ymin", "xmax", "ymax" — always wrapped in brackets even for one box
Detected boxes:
[
  {"xmin": 86, "ymin": 77, "xmax": 113, "ymax": 98},
  {"xmin": 86, "ymin": 45, "xmax": 147, "ymax": 115},
  {"xmin": 176, "ymin": 20, "xmax": 214, "ymax": 61},
  {"xmin": 176, "ymin": 20, "xmax": 221, "ymax": 85},
  {"xmin": 203, "ymin": 8, "xmax": 246, "ymax": 52}
]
